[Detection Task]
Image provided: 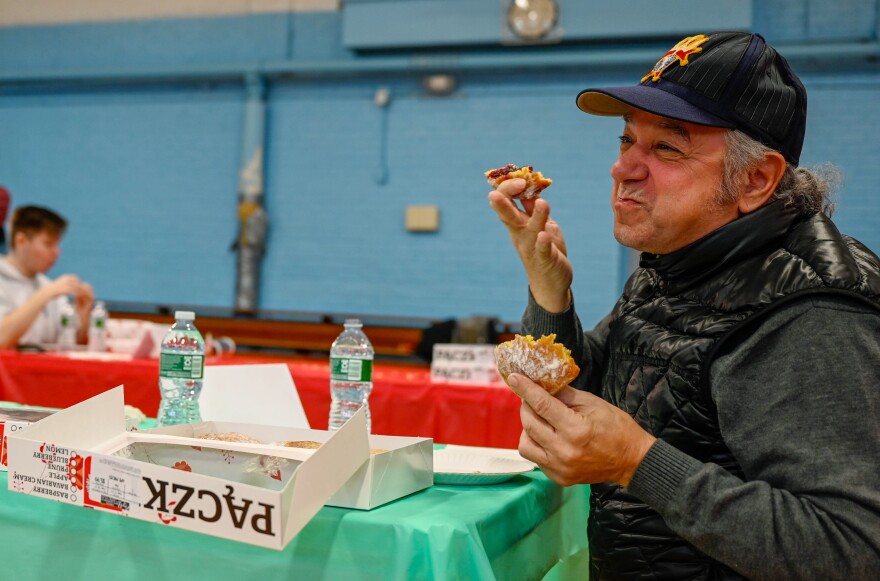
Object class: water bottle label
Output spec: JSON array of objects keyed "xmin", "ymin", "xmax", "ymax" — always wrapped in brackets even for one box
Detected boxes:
[
  {"xmin": 159, "ymin": 354, "xmax": 204, "ymax": 379},
  {"xmin": 330, "ymin": 357, "xmax": 373, "ymax": 382}
]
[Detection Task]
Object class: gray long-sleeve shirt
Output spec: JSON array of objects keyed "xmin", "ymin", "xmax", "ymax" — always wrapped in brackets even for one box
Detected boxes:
[{"xmin": 523, "ymin": 292, "xmax": 880, "ymax": 580}]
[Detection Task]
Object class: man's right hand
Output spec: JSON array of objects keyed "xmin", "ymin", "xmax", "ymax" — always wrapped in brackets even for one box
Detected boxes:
[{"xmin": 488, "ymin": 178, "xmax": 573, "ymax": 313}]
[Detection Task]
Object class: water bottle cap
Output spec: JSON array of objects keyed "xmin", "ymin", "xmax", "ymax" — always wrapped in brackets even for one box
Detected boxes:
[
  {"xmin": 175, "ymin": 311, "xmax": 196, "ymax": 321},
  {"xmin": 343, "ymin": 318, "xmax": 362, "ymax": 328}
]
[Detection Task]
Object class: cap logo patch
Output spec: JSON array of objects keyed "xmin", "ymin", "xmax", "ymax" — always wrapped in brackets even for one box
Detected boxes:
[{"xmin": 641, "ymin": 34, "xmax": 710, "ymax": 83}]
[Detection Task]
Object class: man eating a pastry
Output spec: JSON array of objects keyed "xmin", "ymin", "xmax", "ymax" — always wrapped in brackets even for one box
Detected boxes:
[{"xmin": 488, "ymin": 31, "xmax": 880, "ymax": 580}]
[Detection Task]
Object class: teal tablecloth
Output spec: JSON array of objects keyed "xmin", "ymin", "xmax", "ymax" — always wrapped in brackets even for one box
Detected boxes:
[
  {"xmin": 3, "ymin": 459, "xmax": 590, "ymax": 580},
  {"xmin": 1, "ymin": 401, "xmax": 589, "ymax": 579}
]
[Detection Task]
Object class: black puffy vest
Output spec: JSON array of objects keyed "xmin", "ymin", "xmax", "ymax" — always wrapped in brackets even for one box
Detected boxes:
[{"xmin": 589, "ymin": 202, "xmax": 880, "ymax": 581}]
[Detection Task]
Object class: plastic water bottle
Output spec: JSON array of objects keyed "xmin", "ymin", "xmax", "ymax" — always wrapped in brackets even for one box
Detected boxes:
[
  {"xmin": 328, "ymin": 319, "xmax": 374, "ymax": 432},
  {"xmin": 87, "ymin": 300, "xmax": 109, "ymax": 352},
  {"xmin": 57, "ymin": 296, "xmax": 78, "ymax": 350},
  {"xmin": 157, "ymin": 311, "xmax": 205, "ymax": 426}
]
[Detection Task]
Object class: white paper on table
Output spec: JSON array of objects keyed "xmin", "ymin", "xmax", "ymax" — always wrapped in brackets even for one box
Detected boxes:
[
  {"xmin": 442, "ymin": 444, "xmax": 538, "ymax": 469},
  {"xmin": 105, "ymin": 319, "xmax": 161, "ymax": 359},
  {"xmin": 200, "ymin": 364, "xmax": 309, "ymax": 428}
]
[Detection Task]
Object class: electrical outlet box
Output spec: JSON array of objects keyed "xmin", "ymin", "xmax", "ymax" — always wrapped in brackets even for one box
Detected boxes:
[{"xmin": 405, "ymin": 205, "xmax": 440, "ymax": 232}]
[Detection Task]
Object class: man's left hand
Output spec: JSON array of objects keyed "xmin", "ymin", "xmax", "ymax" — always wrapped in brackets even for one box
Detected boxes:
[{"xmin": 507, "ymin": 373, "xmax": 656, "ymax": 487}]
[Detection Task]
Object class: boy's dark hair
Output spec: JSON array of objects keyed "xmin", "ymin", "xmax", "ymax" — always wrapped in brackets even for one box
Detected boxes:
[{"xmin": 10, "ymin": 206, "xmax": 68, "ymax": 248}]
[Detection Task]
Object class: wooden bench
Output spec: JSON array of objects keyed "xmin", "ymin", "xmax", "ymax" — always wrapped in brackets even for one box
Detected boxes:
[{"xmin": 106, "ymin": 302, "xmax": 519, "ymax": 361}]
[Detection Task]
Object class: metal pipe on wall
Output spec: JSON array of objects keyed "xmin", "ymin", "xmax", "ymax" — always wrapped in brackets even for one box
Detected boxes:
[{"xmin": 233, "ymin": 73, "xmax": 269, "ymax": 312}]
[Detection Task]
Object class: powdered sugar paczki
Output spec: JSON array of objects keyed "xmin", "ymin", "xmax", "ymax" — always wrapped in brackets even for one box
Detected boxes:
[{"xmin": 494, "ymin": 334, "xmax": 580, "ymax": 395}]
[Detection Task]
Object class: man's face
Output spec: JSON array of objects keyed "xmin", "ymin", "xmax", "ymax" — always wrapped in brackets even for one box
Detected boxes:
[
  {"xmin": 16, "ymin": 231, "xmax": 62, "ymax": 275},
  {"xmin": 610, "ymin": 108, "xmax": 739, "ymax": 254}
]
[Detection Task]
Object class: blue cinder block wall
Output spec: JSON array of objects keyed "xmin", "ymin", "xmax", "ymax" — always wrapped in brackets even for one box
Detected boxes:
[{"xmin": 0, "ymin": 1, "xmax": 878, "ymax": 328}]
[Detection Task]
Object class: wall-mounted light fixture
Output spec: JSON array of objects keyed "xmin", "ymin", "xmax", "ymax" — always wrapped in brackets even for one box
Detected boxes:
[
  {"xmin": 505, "ymin": 0, "xmax": 559, "ymax": 42},
  {"xmin": 374, "ymin": 86, "xmax": 391, "ymax": 107},
  {"xmin": 422, "ymin": 74, "xmax": 458, "ymax": 96}
]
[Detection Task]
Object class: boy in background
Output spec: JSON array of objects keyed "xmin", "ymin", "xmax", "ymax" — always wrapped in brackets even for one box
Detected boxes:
[{"xmin": 0, "ymin": 205, "xmax": 93, "ymax": 348}]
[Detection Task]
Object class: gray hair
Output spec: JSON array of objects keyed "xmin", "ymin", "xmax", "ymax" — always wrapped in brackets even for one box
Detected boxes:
[{"xmin": 720, "ymin": 130, "xmax": 840, "ymax": 217}]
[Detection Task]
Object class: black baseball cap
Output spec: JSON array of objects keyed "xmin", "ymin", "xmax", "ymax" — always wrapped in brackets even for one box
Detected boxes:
[{"xmin": 577, "ymin": 32, "xmax": 807, "ymax": 166}]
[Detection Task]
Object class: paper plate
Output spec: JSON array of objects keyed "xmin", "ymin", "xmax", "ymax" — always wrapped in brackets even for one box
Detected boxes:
[{"xmin": 432, "ymin": 449, "xmax": 535, "ymax": 486}]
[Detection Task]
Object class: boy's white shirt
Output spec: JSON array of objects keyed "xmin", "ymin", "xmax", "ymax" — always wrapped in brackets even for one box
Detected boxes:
[{"xmin": 0, "ymin": 256, "xmax": 63, "ymax": 344}]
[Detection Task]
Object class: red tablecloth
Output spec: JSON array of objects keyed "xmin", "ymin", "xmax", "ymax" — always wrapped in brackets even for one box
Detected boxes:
[{"xmin": 0, "ymin": 352, "xmax": 523, "ymax": 448}]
